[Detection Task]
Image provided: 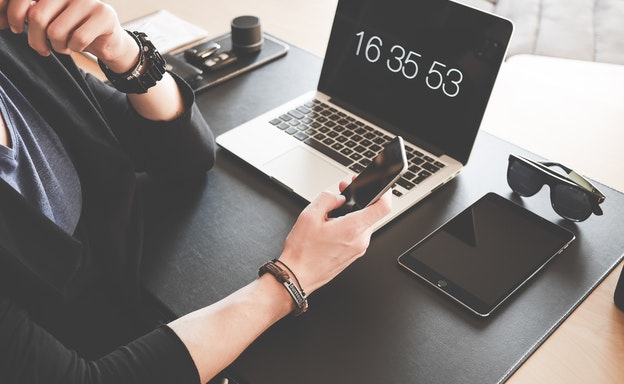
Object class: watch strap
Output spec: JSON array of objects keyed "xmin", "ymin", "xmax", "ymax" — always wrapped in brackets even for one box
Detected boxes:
[{"xmin": 98, "ymin": 30, "xmax": 167, "ymax": 94}]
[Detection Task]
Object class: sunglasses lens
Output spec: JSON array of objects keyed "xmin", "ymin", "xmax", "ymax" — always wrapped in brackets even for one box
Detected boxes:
[
  {"xmin": 552, "ymin": 184, "xmax": 593, "ymax": 221},
  {"xmin": 507, "ymin": 159, "xmax": 543, "ymax": 196}
]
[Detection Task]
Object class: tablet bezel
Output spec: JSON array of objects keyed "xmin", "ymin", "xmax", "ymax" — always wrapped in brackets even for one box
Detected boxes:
[{"xmin": 397, "ymin": 192, "xmax": 575, "ymax": 317}]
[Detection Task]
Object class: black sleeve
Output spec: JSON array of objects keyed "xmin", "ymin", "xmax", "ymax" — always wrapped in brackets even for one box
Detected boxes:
[
  {"xmin": 84, "ymin": 72, "xmax": 217, "ymax": 180},
  {"xmin": 0, "ymin": 296, "xmax": 200, "ymax": 384}
]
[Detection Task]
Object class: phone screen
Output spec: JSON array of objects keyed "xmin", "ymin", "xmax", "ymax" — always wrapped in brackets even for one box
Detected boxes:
[{"xmin": 329, "ymin": 136, "xmax": 407, "ymax": 218}]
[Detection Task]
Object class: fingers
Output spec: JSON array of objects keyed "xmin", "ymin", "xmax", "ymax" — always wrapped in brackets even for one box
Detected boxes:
[
  {"xmin": 3, "ymin": 0, "xmax": 30, "ymax": 33},
  {"xmin": 46, "ymin": 1, "xmax": 113, "ymax": 55},
  {"xmin": 338, "ymin": 175, "xmax": 357, "ymax": 192},
  {"xmin": 345, "ymin": 190, "xmax": 392, "ymax": 229},
  {"xmin": 22, "ymin": 0, "xmax": 65, "ymax": 55},
  {"xmin": 3, "ymin": 0, "xmax": 121, "ymax": 57},
  {"xmin": 0, "ymin": 0, "xmax": 11, "ymax": 29},
  {"xmin": 307, "ymin": 191, "xmax": 346, "ymax": 217}
]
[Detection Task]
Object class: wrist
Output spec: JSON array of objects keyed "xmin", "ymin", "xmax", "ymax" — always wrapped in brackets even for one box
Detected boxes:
[
  {"xmin": 98, "ymin": 31, "xmax": 167, "ymax": 94},
  {"xmin": 98, "ymin": 30, "xmax": 140, "ymax": 74},
  {"xmin": 257, "ymin": 273, "xmax": 297, "ymax": 317},
  {"xmin": 258, "ymin": 260, "xmax": 308, "ymax": 316}
]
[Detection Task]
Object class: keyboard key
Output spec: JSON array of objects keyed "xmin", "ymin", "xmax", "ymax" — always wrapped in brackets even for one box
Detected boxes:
[
  {"xmin": 369, "ymin": 144, "xmax": 382, "ymax": 152},
  {"xmin": 403, "ymin": 171, "xmax": 416, "ymax": 180},
  {"xmin": 350, "ymin": 163, "xmax": 365, "ymax": 173},
  {"xmin": 373, "ymin": 137, "xmax": 386, "ymax": 145},
  {"xmin": 397, "ymin": 178, "xmax": 415, "ymax": 190},
  {"xmin": 340, "ymin": 148, "xmax": 353, "ymax": 156},
  {"xmin": 294, "ymin": 132, "xmax": 308, "ymax": 141},
  {"xmin": 363, "ymin": 150, "xmax": 376, "ymax": 159},
  {"xmin": 304, "ymin": 138, "xmax": 352, "ymax": 166},
  {"xmin": 350, "ymin": 153, "xmax": 363, "ymax": 162},
  {"xmin": 323, "ymin": 138, "xmax": 335, "ymax": 146},
  {"xmin": 289, "ymin": 110, "xmax": 305, "ymax": 119},
  {"xmin": 331, "ymin": 143, "xmax": 344, "ymax": 151},
  {"xmin": 422, "ymin": 162, "xmax": 440, "ymax": 173}
]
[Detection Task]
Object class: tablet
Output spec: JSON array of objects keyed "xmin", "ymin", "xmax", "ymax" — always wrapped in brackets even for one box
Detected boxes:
[{"xmin": 398, "ymin": 192, "xmax": 575, "ymax": 316}]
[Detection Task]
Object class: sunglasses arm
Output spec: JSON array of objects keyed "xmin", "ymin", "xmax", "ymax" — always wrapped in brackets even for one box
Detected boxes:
[{"xmin": 541, "ymin": 161, "xmax": 605, "ymax": 200}]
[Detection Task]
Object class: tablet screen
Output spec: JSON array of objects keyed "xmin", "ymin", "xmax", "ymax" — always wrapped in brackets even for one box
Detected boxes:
[{"xmin": 398, "ymin": 192, "xmax": 575, "ymax": 316}]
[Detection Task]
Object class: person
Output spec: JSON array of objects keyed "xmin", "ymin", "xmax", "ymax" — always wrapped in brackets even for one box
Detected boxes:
[{"xmin": 0, "ymin": 0, "xmax": 392, "ymax": 383}]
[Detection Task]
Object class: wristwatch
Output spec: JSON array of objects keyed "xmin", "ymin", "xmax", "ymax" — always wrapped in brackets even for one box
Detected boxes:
[{"xmin": 98, "ymin": 30, "xmax": 167, "ymax": 94}]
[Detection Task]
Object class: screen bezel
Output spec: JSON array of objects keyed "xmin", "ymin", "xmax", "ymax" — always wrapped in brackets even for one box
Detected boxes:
[
  {"xmin": 397, "ymin": 192, "xmax": 575, "ymax": 317},
  {"xmin": 318, "ymin": 0, "xmax": 513, "ymax": 164}
]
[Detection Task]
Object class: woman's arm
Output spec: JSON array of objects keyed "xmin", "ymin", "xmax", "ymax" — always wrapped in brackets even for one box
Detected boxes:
[
  {"xmin": 2, "ymin": 0, "xmax": 185, "ymax": 121},
  {"xmin": 170, "ymin": 187, "xmax": 392, "ymax": 383}
]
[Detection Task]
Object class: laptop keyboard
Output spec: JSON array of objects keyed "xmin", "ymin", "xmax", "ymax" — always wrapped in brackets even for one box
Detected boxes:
[{"xmin": 269, "ymin": 99, "xmax": 446, "ymax": 197}]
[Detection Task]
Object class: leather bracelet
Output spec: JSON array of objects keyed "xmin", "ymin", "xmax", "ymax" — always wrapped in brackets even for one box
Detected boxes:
[{"xmin": 259, "ymin": 260, "xmax": 308, "ymax": 316}]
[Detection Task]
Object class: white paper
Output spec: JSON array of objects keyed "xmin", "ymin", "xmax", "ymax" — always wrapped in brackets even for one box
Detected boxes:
[{"xmin": 123, "ymin": 10, "xmax": 209, "ymax": 53}]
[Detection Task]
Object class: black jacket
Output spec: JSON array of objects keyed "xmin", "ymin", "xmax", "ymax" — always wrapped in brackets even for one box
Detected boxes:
[{"xmin": 0, "ymin": 30, "xmax": 214, "ymax": 383}]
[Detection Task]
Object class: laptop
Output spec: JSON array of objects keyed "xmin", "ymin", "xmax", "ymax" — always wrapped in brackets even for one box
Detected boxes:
[{"xmin": 217, "ymin": 0, "xmax": 513, "ymax": 229}]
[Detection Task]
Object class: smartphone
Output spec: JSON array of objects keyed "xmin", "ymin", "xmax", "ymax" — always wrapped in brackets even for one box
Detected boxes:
[{"xmin": 328, "ymin": 136, "xmax": 407, "ymax": 218}]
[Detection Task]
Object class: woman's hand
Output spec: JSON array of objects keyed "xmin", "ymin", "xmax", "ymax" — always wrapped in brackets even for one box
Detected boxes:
[
  {"xmin": 0, "ymin": 0, "xmax": 138, "ymax": 72},
  {"xmin": 279, "ymin": 182, "xmax": 392, "ymax": 295}
]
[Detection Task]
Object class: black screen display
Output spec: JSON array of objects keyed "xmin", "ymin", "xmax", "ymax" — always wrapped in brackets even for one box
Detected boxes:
[
  {"xmin": 398, "ymin": 193, "xmax": 575, "ymax": 316},
  {"xmin": 319, "ymin": 0, "xmax": 513, "ymax": 164},
  {"xmin": 329, "ymin": 136, "xmax": 406, "ymax": 217}
]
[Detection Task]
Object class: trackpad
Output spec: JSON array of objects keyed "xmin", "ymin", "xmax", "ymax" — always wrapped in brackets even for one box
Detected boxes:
[{"xmin": 263, "ymin": 147, "xmax": 348, "ymax": 199}]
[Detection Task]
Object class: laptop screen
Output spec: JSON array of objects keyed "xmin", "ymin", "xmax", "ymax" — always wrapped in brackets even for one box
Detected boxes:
[{"xmin": 318, "ymin": 0, "xmax": 512, "ymax": 164}]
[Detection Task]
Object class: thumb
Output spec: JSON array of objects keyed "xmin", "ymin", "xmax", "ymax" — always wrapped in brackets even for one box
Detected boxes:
[{"xmin": 307, "ymin": 191, "xmax": 346, "ymax": 216}]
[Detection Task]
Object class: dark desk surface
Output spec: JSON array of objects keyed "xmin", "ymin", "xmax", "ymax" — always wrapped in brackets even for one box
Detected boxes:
[{"xmin": 140, "ymin": 43, "xmax": 624, "ymax": 383}]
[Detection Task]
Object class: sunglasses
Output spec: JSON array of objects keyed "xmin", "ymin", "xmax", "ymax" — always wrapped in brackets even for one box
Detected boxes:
[{"xmin": 506, "ymin": 154, "xmax": 605, "ymax": 222}]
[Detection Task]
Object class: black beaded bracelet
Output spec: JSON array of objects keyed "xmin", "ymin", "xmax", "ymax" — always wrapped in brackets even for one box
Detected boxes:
[{"xmin": 259, "ymin": 260, "xmax": 308, "ymax": 316}]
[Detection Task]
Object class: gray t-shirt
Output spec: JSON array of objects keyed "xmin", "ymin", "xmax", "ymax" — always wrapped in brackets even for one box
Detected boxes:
[{"xmin": 0, "ymin": 70, "xmax": 82, "ymax": 234}]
